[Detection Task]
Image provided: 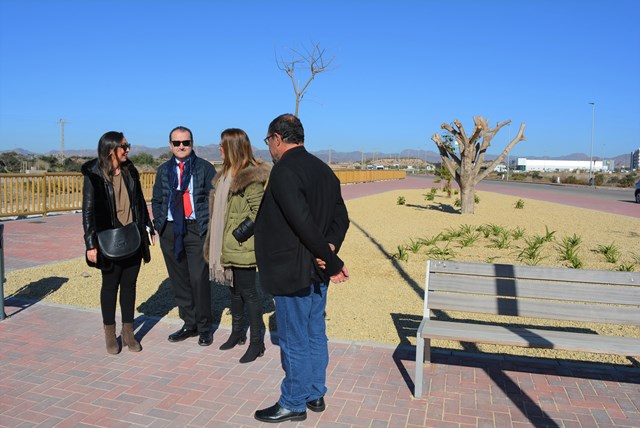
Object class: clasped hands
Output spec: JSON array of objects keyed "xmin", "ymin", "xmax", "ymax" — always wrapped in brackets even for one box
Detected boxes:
[{"xmin": 316, "ymin": 243, "xmax": 350, "ymax": 284}]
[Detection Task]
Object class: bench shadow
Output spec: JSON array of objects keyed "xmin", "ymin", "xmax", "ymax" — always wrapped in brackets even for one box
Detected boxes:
[
  {"xmin": 391, "ymin": 343, "xmax": 639, "ymax": 428},
  {"xmin": 391, "ymin": 311, "xmax": 639, "ymax": 428},
  {"xmin": 4, "ymin": 276, "xmax": 68, "ymax": 317}
]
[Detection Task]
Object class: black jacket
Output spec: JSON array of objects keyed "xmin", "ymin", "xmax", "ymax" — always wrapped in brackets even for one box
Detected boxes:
[
  {"xmin": 151, "ymin": 156, "xmax": 216, "ymax": 236},
  {"xmin": 255, "ymin": 145, "xmax": 349, "ymax": 296},
  {"xmin": 81, "ymin": 159, "xmax": 152, "ymax": 267}
]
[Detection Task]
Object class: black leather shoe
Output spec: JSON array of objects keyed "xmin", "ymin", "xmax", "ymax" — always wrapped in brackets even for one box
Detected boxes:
[
  {"xmin": 307, "ymin": 397, "xmax": 325, "ymax": 412},
  {"xmin": 168, "ymin": 327, "xmax": 198, "ymax": 343},
  {"xmin": 254, "ymin": 403, "xmax": 306, "ymax": 423},
  {"xmin": 198, "ymin": 331, "xmax": 213, "ymax": 346}
]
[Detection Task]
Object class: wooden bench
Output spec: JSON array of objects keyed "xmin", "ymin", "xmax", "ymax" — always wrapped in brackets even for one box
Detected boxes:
[{"xmin": 414, "ymin": 260, "xmax": 640, "ymax": 398}]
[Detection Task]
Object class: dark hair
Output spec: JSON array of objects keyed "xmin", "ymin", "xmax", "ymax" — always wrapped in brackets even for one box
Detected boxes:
[
  {"xmin": 267, "ymin": 114, "xmax": 304, "ymax": 145},
  {"xmin": 97, "ymin": 131, "xmax": 125, "ymax": 180},
  {"xmin": 220, "ymin": 128, "xmax": 257, "ymax": 176},
  {"xmin": 169, "ymin": 126, "xmax": 194, "ymax": 143}
]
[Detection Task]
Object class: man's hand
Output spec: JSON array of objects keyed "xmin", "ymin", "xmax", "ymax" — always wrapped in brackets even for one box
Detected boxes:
[
  {"xmin": 315, "ymin": 243, "xmax": 337, "ymax": 270},
  {"xmin": 87, "ymin": 248, "xmax": 98, "ymax": 264},
  {"xmin": 330, "ymin": 265, "xmax": 349, "ymax": 283}
]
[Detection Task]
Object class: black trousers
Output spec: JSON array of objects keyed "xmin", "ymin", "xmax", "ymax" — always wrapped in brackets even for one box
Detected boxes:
[
  {"xmin": 100, "ymin": 253, "xmax": 142, "ymax": 325},
  {"xmin": 230, "ymin": 267, "xmax": 265, "ymax": 342},
  {"xmin": 159, "ymin": 221, "xmax": 212, "ymax": 333}
]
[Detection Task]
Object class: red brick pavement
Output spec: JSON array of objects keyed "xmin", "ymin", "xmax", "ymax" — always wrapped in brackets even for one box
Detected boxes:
[{"xmin": 1, "ymin": 301, "xmax": 639, "ymax": 427}]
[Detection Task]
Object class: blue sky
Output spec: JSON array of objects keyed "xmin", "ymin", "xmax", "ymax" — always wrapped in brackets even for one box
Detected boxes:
[{"xmin": 1, "ymin": 0, "xmax": 639, "ymax": 159}]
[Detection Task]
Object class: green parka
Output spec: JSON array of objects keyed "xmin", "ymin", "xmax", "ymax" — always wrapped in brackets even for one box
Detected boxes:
[{"xmin": 203, "ymin": 161, "xmax": 271, "ymax": 267}]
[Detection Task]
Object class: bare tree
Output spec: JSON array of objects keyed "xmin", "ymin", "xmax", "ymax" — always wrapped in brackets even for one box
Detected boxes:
[
  {"xmin": 431, "ymin": 116, "xmax": 526, "ymax": 214},
  {"xmin": 276, "ymin": 42, "xmax": 334, "ymax": 116}
]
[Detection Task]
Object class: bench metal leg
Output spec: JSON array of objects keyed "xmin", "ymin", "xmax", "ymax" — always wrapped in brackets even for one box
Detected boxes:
[{"xmin": 415, "ymin": 336, "xmax": 424, "ymax": 398}]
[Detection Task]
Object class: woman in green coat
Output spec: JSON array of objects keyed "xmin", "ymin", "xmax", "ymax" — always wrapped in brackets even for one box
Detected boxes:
[{"xmin": 204, "ymin": 128, "xmax": 271, "ymax": 363}]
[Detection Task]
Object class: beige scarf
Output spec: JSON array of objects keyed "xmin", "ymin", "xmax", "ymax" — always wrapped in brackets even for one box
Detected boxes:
[{"xmin": 209, "ymin": 172, "xmax": 234, "ymax": 286}]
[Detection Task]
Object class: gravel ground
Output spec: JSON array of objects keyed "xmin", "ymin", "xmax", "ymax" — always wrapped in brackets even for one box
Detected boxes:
[{"xmin": 6, "ymin": 189, "xmax": 640, "ymax": 364}]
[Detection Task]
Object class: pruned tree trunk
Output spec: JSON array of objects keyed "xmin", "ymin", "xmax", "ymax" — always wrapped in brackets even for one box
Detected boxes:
[{"xmin": 432, "ymin": 116, "xmax": 526, "ymax": 214}]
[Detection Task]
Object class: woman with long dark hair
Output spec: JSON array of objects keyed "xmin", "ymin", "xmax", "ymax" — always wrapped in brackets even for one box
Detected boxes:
[
  {"xmin": 204, "ymin": 128, "xmax": 270, "ymax": 363},
  {"xmin": 82, "ymin": 131, "xmax": 153, "ymax": 354}
]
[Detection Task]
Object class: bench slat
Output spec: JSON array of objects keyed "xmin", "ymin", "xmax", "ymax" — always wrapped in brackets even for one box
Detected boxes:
[
  {"xmin": 420, "ymin": 319, "xmax": 640, "ymax": 356},
  {"xmin": 429, "ymin": 260, "xmax": 640, "ymax": 286},
  {"xmin": 429, "ymin": 293, "xmax": 639, "ymax": 325},
  {"xmin": 428, "ymin": 274, "xmax": 640, "ymax": 305}
]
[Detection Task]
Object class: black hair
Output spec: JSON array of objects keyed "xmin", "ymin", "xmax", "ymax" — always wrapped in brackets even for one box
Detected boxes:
[{"xmin": 267, "ymin": 114, "xmax": 304, "ymax": 145}]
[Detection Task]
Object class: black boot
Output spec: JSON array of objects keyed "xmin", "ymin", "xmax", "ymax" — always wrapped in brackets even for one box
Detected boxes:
[
  {"xmin": 219, "ymin": 310, "xmax": 246, "ymax": 351},
  {"xmin": 239, "ymin": 341, "xmax": 265, "ymax": 363}
]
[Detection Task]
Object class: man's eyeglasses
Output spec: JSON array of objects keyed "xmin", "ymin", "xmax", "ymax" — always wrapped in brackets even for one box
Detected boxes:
[
  {"xmin": 119, "ymin": 143, "xmax": 131, "ymax": 150},
  {"xmin": 263, "ymin": 134, "xmax": 273, "ymax": 145},
  {"xmin": 171, "ymin": 140, "xmax": 192, "ymax": 147}
]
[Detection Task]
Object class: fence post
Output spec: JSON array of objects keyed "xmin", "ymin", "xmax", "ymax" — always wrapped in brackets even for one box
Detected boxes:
[{"xmin": 0, "ymin": 224, "xmax": 5, "ymax": 320}]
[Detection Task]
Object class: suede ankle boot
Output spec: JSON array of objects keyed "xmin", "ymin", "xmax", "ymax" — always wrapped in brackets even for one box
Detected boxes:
[
  {"xmin": 121, "ymin": 323, "xmax": 142, "ymax": 352},
  {"xmin": 239, "ymin": 341, "xmax": 265, "ymax": 363},
  {"xmin": 104, "ymin": 324, "xmax": 120, "ymax": 355},
  {"xmin": 219, "ymin": 330, "xmax": 246, "ymax": 350}
]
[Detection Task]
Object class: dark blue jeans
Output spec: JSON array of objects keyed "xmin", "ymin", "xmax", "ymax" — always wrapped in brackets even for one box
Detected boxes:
[{"xmin": 274, "ymin": 281, "xmax": 329, "ymax": 412}]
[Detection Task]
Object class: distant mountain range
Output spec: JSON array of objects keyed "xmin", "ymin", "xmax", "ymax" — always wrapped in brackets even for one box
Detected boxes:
[{"xmin": 2, "ymin": 146, "xmax": 634, "ymax": 167}]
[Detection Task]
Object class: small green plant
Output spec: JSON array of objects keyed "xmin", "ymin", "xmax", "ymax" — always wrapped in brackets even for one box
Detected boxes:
[
  {"xmin": 396, "ymin": 196, "xmax": 406, "ymax": 205},
  {"xmin": 407, "ymin": 239, "xmax": 422, "ymax": 254},
  {"xmin": 459, "ymin": 224, "xmax": 474, "ymax": 234},
  {"xmin": 460, "ymin": 232, "xmax": 481, "ymax": 248},
  {"xmin": 454, "ymin": 198, "xmax": 461, "ymax": 207},
  {"xmin": 595, "ymin": 242, "xmax": 620, "ymax": 264},
  {"xmin": 488, "ymin": 230, "xmax": 511, "ymax": 249},
  {"xmin": 418, "ymin": 234, "xmax": 441, "ymax": 246},
  {"xmin": 617, "ymin": 263, "xmax": 635, "ymax": 272},
  {"xmin": 392, "ymin": 245, "xmax": 408, "ymax": 262},
  {"xmin": 489, "ymin": 224, "xmax": 506, "ymax": 237},
  {"xmin": 514, "ymin": 199, "xmax": 525, "ymax": 209},
  {"xmin": 511, "ymin": 227, "xmax": 526, "ymax": 240},
  {"xmin": 424, "ymin": 243, "xmax": 456, "ymax": 260},
  {"xmin": 441, "ymin": 227, "xmax": 462, "ymax": 241},
  {"xmin": 517, "ymin": 236, "xmax": 547, "ymax": 266},
  {"xmin": 558, "ymin": 234, "xmax": 583, "ymax": 269},
  {"xmin": 424, "ymin": 192, "xmax": 435, "ymax": 201},
  {"xmin": 474, "ymin": 193, "xmax": 480, "ymax": 204},
  {"xmin": 476, "ymin": 224, "xmax": 492, "ymax": 238},
  {"xmin": 542, "ymin": 225, "xmax": 557, "ymax": 242}
]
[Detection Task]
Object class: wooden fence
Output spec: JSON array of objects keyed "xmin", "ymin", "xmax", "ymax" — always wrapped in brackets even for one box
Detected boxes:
[{"xmin": 0, "ymin": 169, "xmax": 405, "ymax": 218}]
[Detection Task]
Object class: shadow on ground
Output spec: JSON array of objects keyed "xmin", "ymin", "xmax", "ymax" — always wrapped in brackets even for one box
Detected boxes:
[{"xmin": 5, "ymin": 276, "xmax": 68, "ymax": 317}]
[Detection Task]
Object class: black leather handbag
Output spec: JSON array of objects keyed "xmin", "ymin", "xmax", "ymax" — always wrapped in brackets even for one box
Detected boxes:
[
  {"xmin": 232, "ymin": 217, "xmax": 255, "ymax": 244},
  {"xmin": 97, "ymin": 222, "xmax": 141, "ymax": 260}
]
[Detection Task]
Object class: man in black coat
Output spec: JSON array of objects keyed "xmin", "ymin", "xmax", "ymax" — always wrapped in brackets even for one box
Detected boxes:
[{"xmin": 254, "ymin": 114, "xmax": 349, "ymax": 423}]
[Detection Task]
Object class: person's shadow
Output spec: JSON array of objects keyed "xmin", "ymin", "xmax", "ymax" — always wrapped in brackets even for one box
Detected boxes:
[
  {"xmin": 5, "ymin": 276, "xmax": 68, "ymax": 317},
  {"xmin": 135, "ymin": 278, "xmax": 177, "ymax": 340}
]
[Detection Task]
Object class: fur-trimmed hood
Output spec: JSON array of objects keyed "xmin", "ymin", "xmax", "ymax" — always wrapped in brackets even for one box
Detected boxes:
[{"xmin": 212, "ymin": 161, "xmax": 271, "ymax": 194}]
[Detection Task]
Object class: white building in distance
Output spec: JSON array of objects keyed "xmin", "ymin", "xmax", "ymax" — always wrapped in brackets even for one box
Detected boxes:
[{"xmin": 513, "ymin": 158, "xmax": 610, "ymax": 172}]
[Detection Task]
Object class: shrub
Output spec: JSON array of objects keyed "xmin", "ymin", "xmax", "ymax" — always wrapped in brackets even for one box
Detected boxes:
[{"xmin": 396, "ymin": 196, "xmax": 406, "ymax": 205}]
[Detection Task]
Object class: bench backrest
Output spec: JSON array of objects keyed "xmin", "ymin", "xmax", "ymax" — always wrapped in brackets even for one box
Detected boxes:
[{"xmin": 424, "ymin": 260, "xmax": 640, "ymax": 325}]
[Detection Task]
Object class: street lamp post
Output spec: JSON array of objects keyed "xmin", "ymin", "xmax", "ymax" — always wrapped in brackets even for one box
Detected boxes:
[
  {"xmin": 588, "ymin": 102, "xmax": 595, "ymax": 185},
  {"xmin": 506, "ymin": 123, "xmax": 511, "ymax": 181}
]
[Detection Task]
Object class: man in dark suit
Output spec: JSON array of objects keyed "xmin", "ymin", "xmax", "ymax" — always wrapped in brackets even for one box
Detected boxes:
[
  {"xmin": 151, "ymin": 126, "xmax": 216, "ymax": 346},
  {"xmin": 254, "ymin": 114, "xmax": 350, "ymax": 423}
]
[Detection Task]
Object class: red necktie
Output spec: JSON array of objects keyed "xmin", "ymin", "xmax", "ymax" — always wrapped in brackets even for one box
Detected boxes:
[{"xmin": 179, "ymin": 162, "xmax": 193, "ymax": 218}]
